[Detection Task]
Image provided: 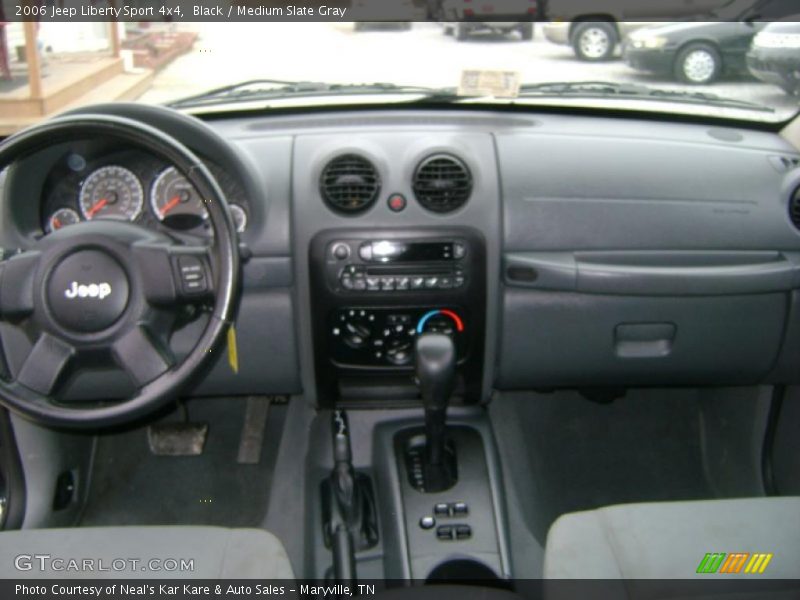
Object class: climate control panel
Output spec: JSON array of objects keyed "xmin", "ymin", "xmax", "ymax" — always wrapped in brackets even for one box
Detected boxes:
[{"xmin": 330, "ymin": 307, "xmax": 467, "ymax": 368}]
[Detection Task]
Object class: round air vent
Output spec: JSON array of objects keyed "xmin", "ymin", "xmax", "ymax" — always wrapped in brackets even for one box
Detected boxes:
[
  {"xmin": 790, "ymin": 186, "xmax": 800, "ymax": 229},
  {"xmin": 320, "ymin": 154, "xmax": 380, "ymax": 214},
  {"xmin": 412, "ymin": 154, "xmax": 473, "ymax": 214}
]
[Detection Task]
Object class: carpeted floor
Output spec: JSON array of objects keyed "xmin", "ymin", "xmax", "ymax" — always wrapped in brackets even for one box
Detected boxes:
[{"xmin": 80, "ymin": 397, "xmax": 285, "ymax": 528}]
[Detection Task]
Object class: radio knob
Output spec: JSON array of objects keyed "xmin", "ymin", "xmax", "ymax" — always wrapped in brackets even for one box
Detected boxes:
[{"xmin": 332, "ymin": 243, "xmax": 350, "ymax": 260}]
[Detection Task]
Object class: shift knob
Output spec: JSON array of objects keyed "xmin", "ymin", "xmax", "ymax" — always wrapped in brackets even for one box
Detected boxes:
[{"xmin": 415, "ymin": 333, "xmax": 456, "ymax": 411}]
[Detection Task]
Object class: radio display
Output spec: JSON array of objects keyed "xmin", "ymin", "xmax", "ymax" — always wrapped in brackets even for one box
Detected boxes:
[{"xmin": 361, "ymin": 241, "xmax": 462, "ymax": 262}]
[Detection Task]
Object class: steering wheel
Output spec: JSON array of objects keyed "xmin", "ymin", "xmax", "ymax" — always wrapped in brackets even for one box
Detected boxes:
[{"xmin": 0, "ymin": 114, "xmax": 239, "ymax": 428}]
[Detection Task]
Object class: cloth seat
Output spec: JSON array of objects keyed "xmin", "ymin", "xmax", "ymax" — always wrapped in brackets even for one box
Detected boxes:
[
  {"xmin": 544, "ymin": 497, "xmax": 800, "ymax": 579},
  {"xmin": 0, "ymin": 526, "xmax": 294, "ymax": 579}
]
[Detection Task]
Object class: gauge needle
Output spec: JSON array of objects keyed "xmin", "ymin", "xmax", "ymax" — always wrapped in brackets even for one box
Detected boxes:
[
  {"xmin": 86, "ymin": 198, "xmax": 108, "ymax": 218},
  {"xmin": 160, "ymin": 195, "xmax": 181, "ymax": 218}
]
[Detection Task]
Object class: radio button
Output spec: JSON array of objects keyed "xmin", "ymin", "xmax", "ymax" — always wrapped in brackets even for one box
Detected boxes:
[
  {"xmin": 453, "ymin": 243, "xmax": 466, "ymax": 259},
  {"xmin": 424, "ymin": 277, "xmax": 439, "ymax": 289},
  {"xmin": 380, "ymin": 277, "xmax": 395, "ymax": 291},
  {"xmin": 366, "ymin": 277, "xmax": 380, "ymax": 291},
  {"xmin": 353, "ymin": 279, "xmax": 366, "ymax": 291},
  {"xmin": 359, "ymin": 244, "xmax": 373, "ymax": 261},
  {"xmin": 396, "ymin": 277, "xmax": 409, "ymax": 290},
  {"xmin": 341, "ymin": 276, "xmax": 354, "ymax": 290},
  {"xmin": 439, "ymin": 277, "xmax": 453, "ymax": 289},
  {"xmin": 454, "ymin": 276, "xmax": 465, "ymax": 288},
  {"xmin": 411, "ymin": 277, "xmax": 425, "ymax": 290}
]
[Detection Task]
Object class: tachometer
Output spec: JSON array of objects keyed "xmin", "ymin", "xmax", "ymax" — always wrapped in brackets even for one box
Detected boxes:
[
  {"xmin": 79, "ymin": 165, "xmax": 144, "ymax": 221},
  {"xmin": 150, "ymin": 167, "xmax": 208, "ymax": 226},
  {"xmin": 46, "ymin": 207, "xmax": 80, "ymax": 233}
]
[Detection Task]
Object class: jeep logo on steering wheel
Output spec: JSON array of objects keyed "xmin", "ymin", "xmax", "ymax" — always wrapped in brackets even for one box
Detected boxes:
[{"xmin": 64, "ymin": 281, "xmax": 112, "ymax": 300}]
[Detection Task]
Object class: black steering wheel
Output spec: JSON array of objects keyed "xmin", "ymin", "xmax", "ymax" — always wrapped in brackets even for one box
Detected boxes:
[{"xmin": 0, "ymin": 114, "xmax": 239, "ymax": 428}]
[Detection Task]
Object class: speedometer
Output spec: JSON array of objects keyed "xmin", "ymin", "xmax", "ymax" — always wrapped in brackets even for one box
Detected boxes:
[
  {"xmin": 79, "ymin": 165, "xmax": 143, "ymax": 221},
  {"xmin": 150, "ymin": 167, "xmax": 208, "ymax": 226}
]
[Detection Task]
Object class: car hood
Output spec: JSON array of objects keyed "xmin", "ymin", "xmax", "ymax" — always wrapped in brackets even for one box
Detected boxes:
[{"xmin": 635, "ymin": 21, "xmax": 742, "ymax": 38}]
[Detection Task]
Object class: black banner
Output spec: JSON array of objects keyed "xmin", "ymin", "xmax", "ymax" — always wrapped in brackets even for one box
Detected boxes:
[
  {"xmin": 4, "ymin": 579, "xmax": 800, "ymax": 600},
  {"xmin": 1, "ymin": 0, "xmax": 799, "ymax": 23}
]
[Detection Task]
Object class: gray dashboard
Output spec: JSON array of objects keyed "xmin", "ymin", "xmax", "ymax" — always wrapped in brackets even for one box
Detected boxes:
[{"xmin": 10, "ymin": 107, "xmax": 800, "ymax": 400}]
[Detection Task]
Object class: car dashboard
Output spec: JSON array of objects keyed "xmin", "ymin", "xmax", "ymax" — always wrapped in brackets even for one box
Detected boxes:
[{"xmin": 3, "ymin": 105, "xmax": 800, "ymax": 405}]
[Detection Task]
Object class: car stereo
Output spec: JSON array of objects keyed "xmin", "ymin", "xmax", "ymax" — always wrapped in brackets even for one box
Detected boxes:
[{"xmin": 323, "ymin": 238, "xmax": 470, "ymax": 294}]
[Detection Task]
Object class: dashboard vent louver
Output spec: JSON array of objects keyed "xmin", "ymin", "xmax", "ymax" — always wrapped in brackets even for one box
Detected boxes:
[
  {"xmin": 320, "ymin": 154, "xmax": 380, "ymax": 214},
  {"xmin": 790, "ymin": 187, "xmax": 800, "ymax": 230},
  {"xmin": 413, "ymin": 154, "xmax": 472, "ymax": 214}
]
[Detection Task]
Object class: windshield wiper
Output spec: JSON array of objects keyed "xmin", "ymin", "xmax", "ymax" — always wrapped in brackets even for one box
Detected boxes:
[
  {"xmin": 512, "ymin": 81, "xmax": 774, "ymax": 113},
  {"xmin": 166, "ymin": 79, "xmax": 446, "ymax": 109}
]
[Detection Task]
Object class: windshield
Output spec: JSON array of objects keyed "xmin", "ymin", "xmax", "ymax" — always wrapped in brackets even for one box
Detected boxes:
[{"xmin": 0, "ymin": 18, "xmax": 798, "ymax": 132}]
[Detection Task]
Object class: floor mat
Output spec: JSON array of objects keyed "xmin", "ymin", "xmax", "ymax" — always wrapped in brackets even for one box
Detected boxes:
[
  {"xmin": 492, "ymin": 389, "xmax": 720, "ymax": 541},
  {"xmin": 80, "ymin": 397, "xmax": 286, "ymax": 528}
]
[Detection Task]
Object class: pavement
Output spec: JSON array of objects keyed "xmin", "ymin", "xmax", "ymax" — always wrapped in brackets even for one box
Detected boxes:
[{"xmin": 139, "ymin": 22, "xmax": 799, "ymax": 122}]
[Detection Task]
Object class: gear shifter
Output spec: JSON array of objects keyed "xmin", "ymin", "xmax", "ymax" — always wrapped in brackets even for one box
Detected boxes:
[{"xmin": 415, "ymin": 333, "xmax": 457, "ymax": 492}]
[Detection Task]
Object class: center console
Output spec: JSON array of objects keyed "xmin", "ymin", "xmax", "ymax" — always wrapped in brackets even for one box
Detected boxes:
[
  {"xmin": 311, "ymin": 227, "xmax": 508, "ymax": 582},
  {"xmin": 309, "ymin": 228, "xmax": 487, "ymax": 407}
]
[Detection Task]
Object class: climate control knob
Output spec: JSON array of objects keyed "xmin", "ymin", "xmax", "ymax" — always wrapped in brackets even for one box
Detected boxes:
[{"xmin": 343, "ymin": 321, "xmax": 371, "ymax": 349}]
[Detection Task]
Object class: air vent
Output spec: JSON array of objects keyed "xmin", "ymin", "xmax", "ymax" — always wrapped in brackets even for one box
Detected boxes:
[
  {"xmin": 790, "ymin": 187, "xmax": 800, "ymax": 230},
  {"xmin": 412, "ymin": 154, "xmax": 473, "ymax": 214},
  {"xmin": 320, "ymin": 154, "xmax": 380, "ymax": 214}
]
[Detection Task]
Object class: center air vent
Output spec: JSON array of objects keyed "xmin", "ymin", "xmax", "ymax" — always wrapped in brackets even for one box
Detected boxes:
[
  {"xmin": 320, "ymin": 154, "xmax": 380, "ymax": 214},
  {"xmin": 412, "ymin": 154, "xmax": 472, "ymax": 214},
  {"xmin": 790, "ymin": 186, "xmax": 800, "ymax": 230}
]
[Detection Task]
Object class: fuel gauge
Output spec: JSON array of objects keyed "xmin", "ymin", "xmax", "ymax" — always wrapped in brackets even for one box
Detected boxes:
[{"xmin": 47, "ymin": 208, "xmax": 81, "ymax": 233}]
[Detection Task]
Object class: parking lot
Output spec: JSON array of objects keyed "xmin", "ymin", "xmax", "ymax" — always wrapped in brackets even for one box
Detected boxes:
[{"xmin": 141, "ymin": 22, "xmax": 799, "ymax": 121}]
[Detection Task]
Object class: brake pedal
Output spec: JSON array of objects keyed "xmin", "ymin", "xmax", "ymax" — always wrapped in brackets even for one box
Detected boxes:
[{"xmin": 147, "ymin": 422, "xmax": 208, "ymax": 456}]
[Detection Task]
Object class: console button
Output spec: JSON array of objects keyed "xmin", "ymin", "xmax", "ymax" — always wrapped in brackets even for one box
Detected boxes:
[
  {"xmin": 359, "ymin": 244, "xmax": 373, "ymax": 261},
  {"xmin": 396, "ymin": 277, "xmax": 409, "ymax": 290},
  {"xmin": 340, "ymin": 276, "xmax": 354, "ymax": 290},
  {"xmin": 453, "ymin": 242, "xmax": 466, "ymax": 259},
  {"xmin": 454, "ymin": 276, "xmax": 465, "ymax": 288},
  {"xmin": 439, "ymin": 277, "xmax": 453, "ymax": 289},
  {"xmin": 353, "ymin": 278, "xmax": 366, "ymax": 291},
  {"xmin": 424, "ymin": 277, "xmax": 439, "ymax": 289},
  {"xmin": 380, "ymin": 277, "xmax": 395, "ymax": 291},
  {"xmin": 453, "ymin": 502, "xmax": 469, "ymax": 516},
  {"xmin": 455, "ymin": 525, "xmax": 472, "ymax": 540},
  {"xmin": 434, "ymin": 503, "xmax": 450, "ymax": 516},
  {"xmin": 436, "ymin": 525, "xmax": 455, "ymax": 541},
  {"xmin": 366, "ymin": 277, "xmax": 380, "ymax": 291},
  {"xmin": 411, "ymin": 277, "xmax": 425, "ymax": 290},
  {"xmin": 419, "ymin": 516, "xmax": 435, "ymax": 530}
]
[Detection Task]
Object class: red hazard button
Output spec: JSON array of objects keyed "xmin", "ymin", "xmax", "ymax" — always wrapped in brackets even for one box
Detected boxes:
[{"xmin": 388, "ymin": 194, "xmax": 407, "ymax": 212}]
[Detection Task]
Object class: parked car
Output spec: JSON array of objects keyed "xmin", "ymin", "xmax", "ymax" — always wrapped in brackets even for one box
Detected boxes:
[
  {"xmin": 440, "ymin": 0, "xmax": 537, "ymax": 41},
  {"xmin": 622, "ymin": 0, "xmax": 798, "ymax": 84},
  {"xmin": 542, "ymin": 0, "xmax": 727, "ymax": 61},
  {"xmin": 542, "ymin": 21, "xmax": 657, "ymax": 61},
  {"xmin": 747, "ymin": 19, "xmax": 800, "ymax": 95}
]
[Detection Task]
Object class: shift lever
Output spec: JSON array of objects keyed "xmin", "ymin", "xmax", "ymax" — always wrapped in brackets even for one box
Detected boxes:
[{"xmin": 415, "ymin": 333, "xmax": 456, "ymax": 492}]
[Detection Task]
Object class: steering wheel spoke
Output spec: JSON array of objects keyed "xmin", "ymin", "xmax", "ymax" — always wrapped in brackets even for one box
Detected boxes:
[
  {"xmin": 0, "ymin": 251, "xmax": 40, "ymax": 320},
  {"xmin": 112, "ymin": 326, "xmax": 175, "ymax": 389},
  {"xmin": 16, "ymin": 333, "xmax": 75, "ymax": 396},
  {"xmin": 134, "ymin": 243, "xmax": 214, "ymax": 306}
]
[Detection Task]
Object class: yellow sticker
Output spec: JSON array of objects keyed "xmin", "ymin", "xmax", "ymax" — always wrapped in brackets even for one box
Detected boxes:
[{"xmin": 227, "ymin": 325, "xmax": 239, "ymax": 375}]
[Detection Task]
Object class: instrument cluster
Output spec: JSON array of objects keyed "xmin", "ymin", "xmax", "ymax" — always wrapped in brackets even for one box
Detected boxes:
[{"xmin": 40, "ymin": 147, "xmax": 249, "ymax": 237}]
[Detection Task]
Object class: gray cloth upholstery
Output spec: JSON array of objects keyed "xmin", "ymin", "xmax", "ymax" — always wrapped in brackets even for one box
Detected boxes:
[
  {"xmin": 0, "ymin": 526, "xmax": 294, "ymax": 579},
  {"xmin": 544, "ymin": 497, "xmax": 800, "ymax": 579}
]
